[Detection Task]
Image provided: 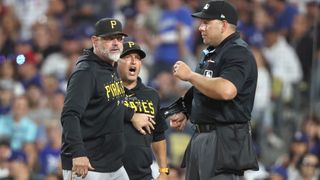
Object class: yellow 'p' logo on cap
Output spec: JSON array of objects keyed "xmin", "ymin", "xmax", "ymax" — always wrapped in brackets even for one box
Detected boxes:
[
  {"xmin": 128, "ymin": 41, "xmax": 135, "ymax": 48},
  {"xmin": 110, "ymin": 20, "xmax": 117, "ymax": 29}
]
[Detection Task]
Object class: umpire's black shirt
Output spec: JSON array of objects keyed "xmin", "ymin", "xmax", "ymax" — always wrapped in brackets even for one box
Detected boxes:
[
  {"xmin": 61, "ymin": 48, "xmax": 134, "ymax": 172},
  {"xmin": 191, "ymin": 32, "xmax": 257, "ymax": 124},
  {"xmin": 122, "ymin": 77, "xmax": 168, "ymax": 180}
]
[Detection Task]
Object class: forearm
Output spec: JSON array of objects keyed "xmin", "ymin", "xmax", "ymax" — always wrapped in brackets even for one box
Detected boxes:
[
  {"xmin": 188, "ymin": 72, "xmax": 237, "ymax": 100},
  {"xmin": 151, "ymin": 140, "xmax": 167, "ymax": 168},
  {"xmin": 61, "ymin": 113, "xmax": 86, "ymax": 157}
]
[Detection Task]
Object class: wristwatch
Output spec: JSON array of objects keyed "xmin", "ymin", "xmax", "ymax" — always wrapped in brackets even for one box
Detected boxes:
[{"xmin": 159, "ymin": 167, "xmax": 170, "ymax": 175}]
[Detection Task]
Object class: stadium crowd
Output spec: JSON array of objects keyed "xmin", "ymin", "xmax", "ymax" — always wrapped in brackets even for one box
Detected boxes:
[{"xmin": 0, "ymin": 0, "xmax": 320, "ymax": 179}]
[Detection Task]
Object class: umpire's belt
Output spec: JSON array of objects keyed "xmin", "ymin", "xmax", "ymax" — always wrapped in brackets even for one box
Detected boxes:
[{"xmin": 195, "ymin": 124, "xmax": 216, "ymax": 133}]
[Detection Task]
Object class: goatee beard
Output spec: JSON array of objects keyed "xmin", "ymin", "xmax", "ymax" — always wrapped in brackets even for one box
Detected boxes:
[{"xmin": 108, "ymin": 53, "xmax": 121, "ymax": 62}]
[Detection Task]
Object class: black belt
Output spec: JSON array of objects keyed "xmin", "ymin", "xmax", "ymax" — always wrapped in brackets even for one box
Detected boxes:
[{"xmin": 195, "ymin": 124, "xmax": 216, "ymax": 133}]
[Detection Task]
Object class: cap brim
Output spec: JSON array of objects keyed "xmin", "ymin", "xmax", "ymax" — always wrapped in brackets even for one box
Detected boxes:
[
  {"xmin": 120, "ymin": 49, "xmax": 146, "ymax": 59},
  {"xmin": 98, "ymin": 32, "xmax": 128, "ymax": 37},
  {"xmin": 191, "ymin": 12, "xmax": 216, "ymax": 19}
]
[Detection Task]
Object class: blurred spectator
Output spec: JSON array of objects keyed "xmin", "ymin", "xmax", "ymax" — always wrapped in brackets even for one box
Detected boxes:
[
  {"xmin": 0, "ymin": 26, "xmax": 15, "ymax": 57},
  {"xmin": 0, "ymin": 7, "xmax": 21, "ymax": 42},
  {"xmin": 47, "ymin": 90, "xmax": 65, "ymax": 120},
  {"xmin": 3, "ymin": 0, "xmax": 49, "ymax": 39},
  {"xmin": 71, "ymin": 0, "xmax": 113, "ymax": 23},
  {"xmin": 135, "ymin": 0, "xmax": 162, "ymax": 36},
  {"xmin": 14, "ymin": 40, "xmax": 43, "ymax": 90},
  {"xmin": 25, "ymin": 84, "xmax": 49, "ymax": 124},
  {"xmin": 287, "ymin": 132, "xmax": 310, "ymax": 179},
  {"xmin": 262, "ymin": 24, "xmax": 302, "ymax": 103},
  {"xmin": 0, "ymin": 80, "xmax": 15, "ymax": 115},
  {"xmin": 292, "ymin": 153, "xmax": 319, "ymax": 180},
  {"xmin": 288, "ymin": 13, "xmax": 314, "ymax": 86},
  {"xmin": 151, "ymin": 72, "xmax": 179, "ymax": 106},
  {"xmin": 250, "ymin": 47, "xmax": 273, "ymax": 141},
  {"xmin": 0, "ymin": 138, "xmax": 11, "ymax": 179},
  {"xmin": 8, "ymin": 159, "xmax": 33, "ymax": 180},
  {"xmin": 77, "ymin": 23, "xmax": 94, "ymax": 49},
  {"xmin": 0, "ymin": 96, "xmax": 37, "ymax": 150},
  {"xmin": 38, "ymin": 121, "xmax": 61, "ymax": 177},
  {"xmin": 246, "ymin": 5, "xmax": 272, "ymax": 48},
  {"xmin": 40, "ymin": 32, "xmax": 82, "ymax": 84},
  {"xmin": 152, "ymin": 0, "xmax": 194, "ymax": 78},
  {"xmin": 300, "ymin": 115, "xmax": 320, "ymax": 158},
  {"xmin": 269, "ymin": 165, "xmax": 288, "ymax": 180},
  {"xmin": 0, "ymin": 59, "xmax": 25, "ymax": 96},
  {"xmin": 31, "ymin": 20, "xmax": 61, "ymax": 61},
  {"xmin": 264, "ymin": 0, "xmax": 299, "ymax": 37}
]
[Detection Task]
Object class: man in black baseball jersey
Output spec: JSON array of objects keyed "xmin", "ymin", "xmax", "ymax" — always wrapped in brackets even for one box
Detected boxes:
[
  {"xmin": 169, "ymin": 0, "xmax": 259, "ymax": 179},
  {"xmin": 60, "ymin": 18, "xmax": 155, "ymax": 180},
  {"xmin": 118, "ymin": 41, "xmax": 169, "ymax": 180}
]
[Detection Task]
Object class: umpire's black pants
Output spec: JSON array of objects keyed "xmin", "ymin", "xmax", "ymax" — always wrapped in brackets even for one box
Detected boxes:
[{"xmin": 185, "ymin": 130, "xmax": 243, "ymax": 180}]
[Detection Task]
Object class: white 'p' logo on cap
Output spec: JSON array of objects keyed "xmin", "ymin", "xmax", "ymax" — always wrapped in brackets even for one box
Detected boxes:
[
  {"xmin": 110, "ymin": 20, "xmax": 117, "ymax": 29},
  {"xmin": 128, "ymin": 41, "xmax": 135, "ymax": 48},
  {"xmin": 204, "ymin": 4, "xmax": 210, "ymax": 9}
]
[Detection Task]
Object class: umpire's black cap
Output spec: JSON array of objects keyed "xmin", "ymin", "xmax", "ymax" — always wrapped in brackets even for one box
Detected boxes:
[
  {"xmin": 120, "ymin": 41, "xmax": 146, "ymax": 59},
  {"xmin": 94, "ymin": 18, "xmax": 128, "ymax": 37},
  {"xmin": 191, "ymin": 0, "xmax": 238, "ymax": 26}
]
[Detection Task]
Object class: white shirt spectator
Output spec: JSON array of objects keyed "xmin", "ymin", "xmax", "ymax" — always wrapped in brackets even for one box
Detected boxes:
[{"xmin": 262, "ymin": 36, "xmax": 302, "ymax": 101}]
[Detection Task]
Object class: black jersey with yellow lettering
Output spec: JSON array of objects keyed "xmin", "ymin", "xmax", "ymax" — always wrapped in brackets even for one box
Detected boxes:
[
  {"xmin": 61, "ymin": 48, "xmax": 134, "ymax": 172},
  {"xmin": 122, "ymin": 77, "xmax": 167, "ymax": 180}
]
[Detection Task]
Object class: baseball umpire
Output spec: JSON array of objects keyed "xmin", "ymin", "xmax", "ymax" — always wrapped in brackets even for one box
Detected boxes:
[{"xmin": 168, "ymin": 0, "xmax": 259, "ymax": 179}]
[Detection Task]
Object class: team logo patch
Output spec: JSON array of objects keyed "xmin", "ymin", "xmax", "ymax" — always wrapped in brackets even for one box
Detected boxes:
[
  {"xmin": 220, "ymin": 14, "xmax": 226, "ymax": 19},
  {"xmin": 110, "ymin": 20, "xmax": 117, "ymax": 29},
  {"xmin": 204, "ymin": 4, "xmax": 210, "ymax": 10},
  {"xmin": 128, "ymin": 41, "xmax": 135, "ymax": 48}
]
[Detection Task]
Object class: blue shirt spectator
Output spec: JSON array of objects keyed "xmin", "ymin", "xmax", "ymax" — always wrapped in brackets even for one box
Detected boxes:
[{"xmin": 0, "ymin": 115, "xmax": 37, "ymax": 150}]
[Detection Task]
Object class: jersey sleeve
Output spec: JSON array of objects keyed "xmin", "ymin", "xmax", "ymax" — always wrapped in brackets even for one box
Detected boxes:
[
  {"xmin": 61, "ymin": 69, "xmax": 95, "ymax": 158},
  {"xmin": 153, "ymin": 94, "xmax": 168, "ymax": 142},
  {"xmin": 220, "ymin": 46, "xmax": 255, "ymax": 91}
]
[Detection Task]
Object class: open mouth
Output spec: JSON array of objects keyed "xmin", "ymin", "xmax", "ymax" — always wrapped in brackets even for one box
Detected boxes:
[{"xmin": 129, "ymin": 66, "xmax": 136, "ymax": 74}]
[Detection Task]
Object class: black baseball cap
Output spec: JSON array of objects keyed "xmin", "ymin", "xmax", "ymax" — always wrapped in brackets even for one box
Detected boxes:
[
  {"xmin": 94, "ymin": 18, "xmax": 128, "ymax": 37},
  {"xmin": 120, "ymin": 41, "xmax": 146, "ymax": 59},
  {"xmin": 191, "ymin": 0, "xmax": 238, "ymax": 25}
]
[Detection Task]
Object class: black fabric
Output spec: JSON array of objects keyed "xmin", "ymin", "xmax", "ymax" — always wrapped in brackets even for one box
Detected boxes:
[
  {"xmin": 195, "ymin": 124, "xmax": 216, "ymax": 133},
  {"xmin": 215, "ymin": 122, "xmax": 259, "ymax": 175},
  {"xmin": 191, "ymin": 32, "xmax": 257, "ymax": 124},
  {"xmin": 94, "ymin": 18, "xmax": 128, "ymax": 37},
  {"xmin": 61, "ymin": 48, "xmax": 131, "ymax": 172},
  {"xmin": 160, "ymin": 97, "xmax": 186, "ymax": 119},
  {"xmin": 160, "ymin": 86, "xmax": 193, "ymax": 119},
  {"xmin": 181, "ymin": 32, "xmax": 258, "ymax": 177},
  {"xmin": 121, "ymin": 41, "xmax": 146, "ymax": 59},
  {"xmin": 122, "ymin": 77, "xmax": 168, "ymax": 179},
  {"xmin": 183, "ymin": 132, "xmax": 243, "ymax": 180},
  {"xmin": 191, "ymin": 0, "xmax": 238, "ymax": 25}
]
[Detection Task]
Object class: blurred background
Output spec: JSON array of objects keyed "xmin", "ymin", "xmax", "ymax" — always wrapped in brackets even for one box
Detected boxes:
[{"xmin": 0, "ymin": 0, "xmax": 319, "ymax": 179}]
